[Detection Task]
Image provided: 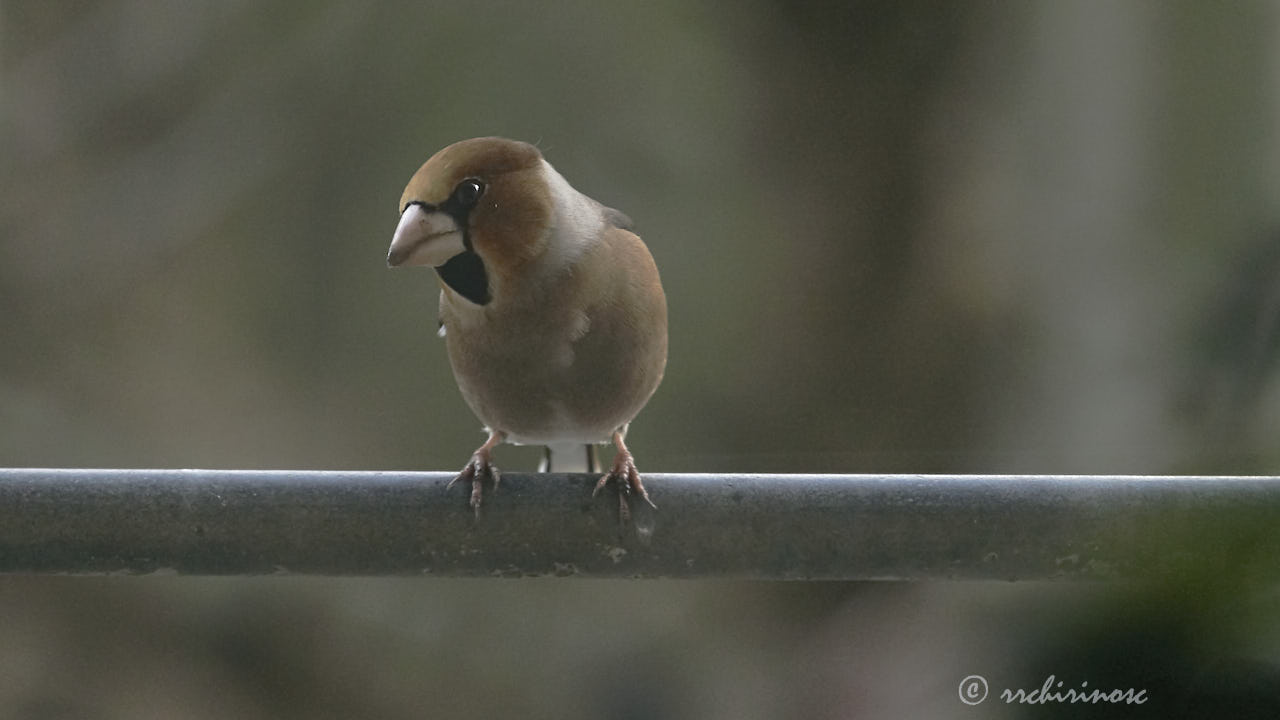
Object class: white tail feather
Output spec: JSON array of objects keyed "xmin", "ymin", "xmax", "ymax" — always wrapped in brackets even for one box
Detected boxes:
[{"xmin": 540, "ymin": 442, "xmax": 599, "ymax": 473}]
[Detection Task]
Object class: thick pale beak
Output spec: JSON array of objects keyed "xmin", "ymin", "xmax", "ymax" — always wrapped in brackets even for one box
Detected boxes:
[{"xmin": 387, "ymin": 204, "xmax": 466, "ymax": 268}]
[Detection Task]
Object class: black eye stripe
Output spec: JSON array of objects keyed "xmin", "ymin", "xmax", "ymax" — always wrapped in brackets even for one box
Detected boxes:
[
  {"xmin": 403, "ymin": 199, "xmax": 436, "ymax": 213},
  {"xmin": 401, "ymin": 177, "xmax": 483, "ymax": 218}
]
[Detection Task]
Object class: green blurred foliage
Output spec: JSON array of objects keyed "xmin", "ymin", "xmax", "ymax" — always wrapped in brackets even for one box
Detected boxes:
[{"xmin": 3, "ymin": 1, "xmax": 1280, "ymax": 718}]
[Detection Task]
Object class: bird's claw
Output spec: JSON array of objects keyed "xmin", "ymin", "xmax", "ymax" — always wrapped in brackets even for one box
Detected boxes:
[
  {"xmin": 593, "ymin": 449, "xmax": 655, "ymax": 523},
  {"xmin": 449, "ymin": 451, "xmax": 500, "ymax": 518}
]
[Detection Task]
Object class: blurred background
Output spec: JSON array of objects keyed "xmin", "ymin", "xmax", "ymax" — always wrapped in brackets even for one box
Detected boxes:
[{"xmin": 3, "ymin": 1, "xmax": 1280, "ymax": 717}]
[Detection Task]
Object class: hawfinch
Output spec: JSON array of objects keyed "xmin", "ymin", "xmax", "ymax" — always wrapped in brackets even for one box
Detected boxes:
[{"xmin": 387, "ymin": 137, "xmax": 667, "ymax": 519}]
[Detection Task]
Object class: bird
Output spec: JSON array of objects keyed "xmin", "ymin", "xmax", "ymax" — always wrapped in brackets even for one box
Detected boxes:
[{"xmin": 386, "ymin": 137, "xmax": 667, "ymax": 520}]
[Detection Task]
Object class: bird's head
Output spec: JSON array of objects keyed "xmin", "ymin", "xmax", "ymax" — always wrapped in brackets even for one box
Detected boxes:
[{"xmin": 387, "ymin": 137, "xmax": 559, "ymax": 306}]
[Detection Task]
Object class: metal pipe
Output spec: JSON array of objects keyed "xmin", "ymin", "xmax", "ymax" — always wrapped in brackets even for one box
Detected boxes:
[{"xmin": 2, "ymin": 469, "xmax": 1278, "ymax": 579}]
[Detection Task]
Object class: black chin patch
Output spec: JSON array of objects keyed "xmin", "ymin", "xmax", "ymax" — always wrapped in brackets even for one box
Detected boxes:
[{"xmin": 436, "ymin": 250, "xmax": 490, "ymax": 305}]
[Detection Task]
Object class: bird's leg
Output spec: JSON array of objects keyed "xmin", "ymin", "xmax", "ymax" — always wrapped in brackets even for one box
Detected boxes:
[
  {"xmin": 448, "ymin": 430, "xmax": 504, "ymax": 517},
  {"xmin": 593, "ymin": 430, "xmax": 656, "ymax": 522}
]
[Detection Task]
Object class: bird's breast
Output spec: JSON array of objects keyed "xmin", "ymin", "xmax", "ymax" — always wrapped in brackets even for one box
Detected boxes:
[{"xmin": 442, "ymin": 297, "xmax": 662, "ymax": 445}]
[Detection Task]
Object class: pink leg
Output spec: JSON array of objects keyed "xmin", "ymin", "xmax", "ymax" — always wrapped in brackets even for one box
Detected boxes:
[
  {"xmin": 447, "ymin": 430, "xmax": 504, "ymax": 517},
  {"xmin": 593, "ymin": 430, "xmax": 656, "ymax": 522}
]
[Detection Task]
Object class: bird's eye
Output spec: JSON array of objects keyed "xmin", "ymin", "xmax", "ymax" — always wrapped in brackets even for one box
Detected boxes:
[{"xmin": 454, "ymin": 179, "xmax": 485, "ymax": 208}]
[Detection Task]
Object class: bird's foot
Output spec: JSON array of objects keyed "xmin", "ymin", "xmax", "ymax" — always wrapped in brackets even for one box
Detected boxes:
[
  {"xmin": 448, "ymin": 431, "xmax": 503, "ymax": 517},
  {"xmin": 593, "ymin": 433, "xmax": 655, "ymax": 524}
]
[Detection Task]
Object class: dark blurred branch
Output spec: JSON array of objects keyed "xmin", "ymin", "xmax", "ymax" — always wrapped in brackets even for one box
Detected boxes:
[{"xmin": 2, "ymin": 469, "xmax": 1279, "ymax": 580}]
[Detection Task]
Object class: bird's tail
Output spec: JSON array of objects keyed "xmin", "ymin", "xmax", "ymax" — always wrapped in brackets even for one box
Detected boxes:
[{"xmin": 540, "ymin": 443, "xmax": 600, "ymax": 473}]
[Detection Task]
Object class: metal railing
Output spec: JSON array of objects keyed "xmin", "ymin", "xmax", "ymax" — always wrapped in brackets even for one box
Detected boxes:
[{"xmin": 2, "ymin": 469, "xmax": 1278, "ymax": 580}]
